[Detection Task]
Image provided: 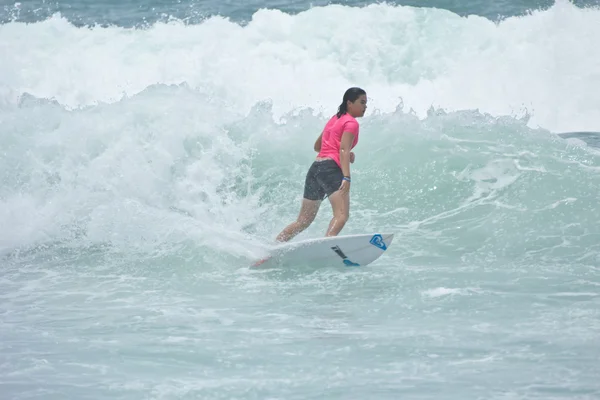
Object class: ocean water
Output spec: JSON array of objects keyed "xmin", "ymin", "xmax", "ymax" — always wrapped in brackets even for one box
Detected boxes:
[{"xmin": 1, "ymin": 0, "xmax": 600, "ymax": 399}]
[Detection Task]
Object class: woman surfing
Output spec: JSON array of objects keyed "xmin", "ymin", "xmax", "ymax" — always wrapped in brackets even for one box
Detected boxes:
[{"xmin": 276, "ymin": 87, "xmax": 367, "ymax": 242}]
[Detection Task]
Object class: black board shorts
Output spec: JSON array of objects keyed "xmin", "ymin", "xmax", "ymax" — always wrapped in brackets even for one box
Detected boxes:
[{"xmin": 303, "ymin": 159, "xmax": 344, "ymax": 201}]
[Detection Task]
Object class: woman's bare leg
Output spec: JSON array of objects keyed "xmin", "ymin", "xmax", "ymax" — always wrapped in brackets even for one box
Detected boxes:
[
  {"xmin": 325, "ymin": 189, "xmax": 349, "ymax": 237},
  {"xmin": 276, "ymin": 198, "xmax": 321, "ymax": 242}
]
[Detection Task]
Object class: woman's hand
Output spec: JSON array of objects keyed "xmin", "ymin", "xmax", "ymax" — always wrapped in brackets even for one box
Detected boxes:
[
  {"xmin": 350, "ymin": 152, "xmax": 355, "ymax": 163},
  {"xmin": 338, "ymin": 178, "xmax": 351, "ymax": 194}
]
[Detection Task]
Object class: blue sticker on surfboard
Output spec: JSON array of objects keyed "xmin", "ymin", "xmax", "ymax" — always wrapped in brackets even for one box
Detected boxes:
[{"xmin": 369, "ymin": 234, "xmax": 387, "ymax": 251}]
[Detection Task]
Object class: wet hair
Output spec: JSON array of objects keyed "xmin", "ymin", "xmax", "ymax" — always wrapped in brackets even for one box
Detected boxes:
[{"xmin": 336, "ymin": 87, "xmax": 366, "ymax": 118}]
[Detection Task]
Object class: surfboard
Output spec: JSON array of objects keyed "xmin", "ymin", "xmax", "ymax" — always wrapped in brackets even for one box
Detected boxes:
[{"xmin": 251, "ymin": 233, "xmax": 394, "ymax": 269}]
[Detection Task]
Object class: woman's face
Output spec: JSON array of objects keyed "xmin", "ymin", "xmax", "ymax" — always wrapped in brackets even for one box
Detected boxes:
[{"xmin": 348, "ymin": 94, "xmax": 367, "ymax": 117}]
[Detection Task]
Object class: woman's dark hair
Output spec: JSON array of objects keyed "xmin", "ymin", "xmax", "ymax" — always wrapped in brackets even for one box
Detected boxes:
[{"xmin": 336, "ymin": 87, "xmax": 366, "ymax": 118}]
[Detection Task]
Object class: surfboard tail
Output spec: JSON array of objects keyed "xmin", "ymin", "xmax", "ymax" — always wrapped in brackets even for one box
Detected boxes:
[{"xmin": 251, "ymin": 256, "xmax": 272, "ymax": 268}]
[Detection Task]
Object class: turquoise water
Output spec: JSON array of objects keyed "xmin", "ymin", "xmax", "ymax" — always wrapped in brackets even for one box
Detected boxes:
[
  {"xmin": 3, "ymin": 0, "xmax": 599, "ymax": 25},
  {"xmin": 2, "ymin": 0, "xmax": 600, "ymax": 399}
]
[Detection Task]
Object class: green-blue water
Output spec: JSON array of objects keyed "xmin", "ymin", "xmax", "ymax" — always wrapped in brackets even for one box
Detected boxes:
[{"xmin": 1, "ymin": 1, "xmax": 600, "ymax": 398}]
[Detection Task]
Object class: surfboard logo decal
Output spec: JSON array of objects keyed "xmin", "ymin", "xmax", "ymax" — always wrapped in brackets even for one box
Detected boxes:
[
  {"xmin": 331, "ymin": 245, "xmax": 360, "ymax": 267},
  {"xmin": 369, "ymin": 234, "xmax": 387, "ymax": 251}
]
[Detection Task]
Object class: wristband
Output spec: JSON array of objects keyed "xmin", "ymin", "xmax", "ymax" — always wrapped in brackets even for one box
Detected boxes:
[{"xmin": 342, "ymin": 176, "xmax": 351, "ymax": 182}]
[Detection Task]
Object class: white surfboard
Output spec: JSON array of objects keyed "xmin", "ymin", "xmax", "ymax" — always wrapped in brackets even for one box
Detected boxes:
[{"xmin": 251, "ymin": 233, "xmax": 394, "ymax": 269}]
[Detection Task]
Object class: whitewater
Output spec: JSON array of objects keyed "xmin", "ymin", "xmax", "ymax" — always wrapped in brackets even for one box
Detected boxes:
[
  {"xmin": 1, "ymin": 0, "xmax": 600, "ymax": 131},
  {"xmin": 1, "ymin": 0, "xmax": 600, "ymax": 399}
]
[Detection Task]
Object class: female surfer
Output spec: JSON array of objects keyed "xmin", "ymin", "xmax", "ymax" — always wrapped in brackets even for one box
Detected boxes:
[{"xmin": 275, "ymin": 87, "xmax": 367, "ymax": 242}]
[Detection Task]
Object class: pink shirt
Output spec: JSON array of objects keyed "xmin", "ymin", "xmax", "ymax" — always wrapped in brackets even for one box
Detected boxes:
[{"xmin": 317, "ymin": 113, "xmax": 359, "ymax": 167}]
